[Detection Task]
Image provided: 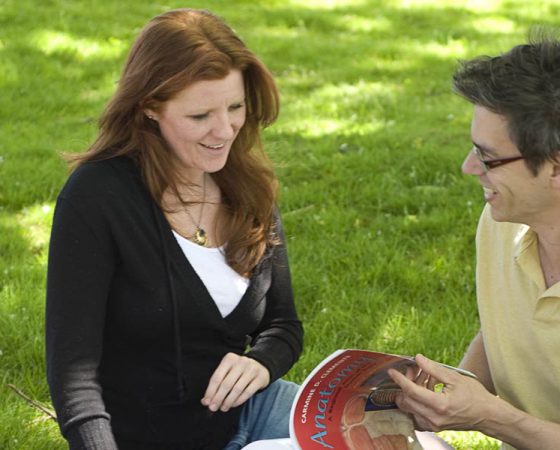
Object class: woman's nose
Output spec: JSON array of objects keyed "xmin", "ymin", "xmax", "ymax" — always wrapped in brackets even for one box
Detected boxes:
[{"xmin": 211, "ymin": 112, "xmax": 236, "ymax": 140}]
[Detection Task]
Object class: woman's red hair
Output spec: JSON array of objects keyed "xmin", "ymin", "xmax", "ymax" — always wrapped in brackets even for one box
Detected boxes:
[{"xmin": 70, "ymin": 9, "xmax": 280, "ymax": 275}]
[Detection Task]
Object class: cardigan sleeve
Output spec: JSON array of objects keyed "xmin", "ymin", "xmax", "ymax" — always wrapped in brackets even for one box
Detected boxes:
[
  {"xmin": 245, "ymin": 212, "xmax": 304, "ymax": 382},
  {"xmin": 46, "ymin": 194, "xmax": 118, "ymax": 449}
]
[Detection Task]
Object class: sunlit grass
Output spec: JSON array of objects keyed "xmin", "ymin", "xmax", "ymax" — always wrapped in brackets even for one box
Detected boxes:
[
  {"xmin": 410, "ymin": 39, "xmax": 469, "ymax": 58},
  {"xmin": 283, "ymin": 0, "xmax": 368, "ymax": 9},
  {"xmin": 32, "ymin": 30, "xmax": 127, "ymax": 60},
  {"xmin": 277, "ymin": 80, "xmax": 399, "ymax": 136},
  {"xmin": 440, "ymin": 430, "xmax": 500, "ymax": 449},
  {"xmin": 333, "ymin": 14, "xmax": 393, "ymax": 32},
  {"xmin": 471, "ymin": 16, "xmax": 517, "ymax": 34},
  {"xmin": 17, "ymin": 203, "xmax": 54, "ymax": 260},
  {"xmin": 1, "ymin": 0, "xmax": 557, "ymax": 448},
  {"xmin": 399, "ymin": 0, "xmax": 502, "ymax": 10}
]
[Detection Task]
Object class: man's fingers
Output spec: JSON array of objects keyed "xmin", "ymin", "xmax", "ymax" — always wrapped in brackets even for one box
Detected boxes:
[
  {"xmin": 414, "ymin": 354, "xmax": 455, "ymax": 385},
  {"xmin": 390, "ymin": 368, "xmax": 450, "ymax": 432},
  {"xmin": 394, "ymin": 393, "xmax": 442, "ymax": 431},
  {"xmin": 410, "ymin": 367, "xmax": 434, "ymax": 392},
  {"xmin": 389, "ymin": 367, "xmax": 441, "ymax": 405}
]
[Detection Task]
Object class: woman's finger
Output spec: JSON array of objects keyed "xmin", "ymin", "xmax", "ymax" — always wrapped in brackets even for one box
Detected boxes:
[
  {"xmin": 202, "ymin": 354, "xmax": 270, "ymax": 412},
  {"xmin": 202, "ymin": 353, "xmax": 243, "ymax": 410},
  {"xmin": 218, "ymin": 363, "xmax": 258, "ymax": 411},
  {"xmin": 222, "ymin": 359, "xmax": 270, "ymax": 410}
]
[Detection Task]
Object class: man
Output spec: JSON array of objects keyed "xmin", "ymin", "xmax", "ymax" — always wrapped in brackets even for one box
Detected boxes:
[{"xmin": 389, "ymin": 34, "xmax": 560, "ymax": 450}]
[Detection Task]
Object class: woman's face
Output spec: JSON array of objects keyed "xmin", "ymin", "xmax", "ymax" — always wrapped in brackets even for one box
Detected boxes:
[{"xmin": 147, "ymin": 69, "xmax": 246, "ymax": 181}]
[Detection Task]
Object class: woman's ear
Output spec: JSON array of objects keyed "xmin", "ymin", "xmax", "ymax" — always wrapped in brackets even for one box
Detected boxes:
[{"xmin": 143, "ymin": 108, "xmax": 158, "ymax": 121}]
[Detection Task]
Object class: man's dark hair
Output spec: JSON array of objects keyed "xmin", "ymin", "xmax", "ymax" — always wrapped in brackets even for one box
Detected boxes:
[{"xmin": 453, "ymin": 30, "xmax": 560, "ymax": 174}]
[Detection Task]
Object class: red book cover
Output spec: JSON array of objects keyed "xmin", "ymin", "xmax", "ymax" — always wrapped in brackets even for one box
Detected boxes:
[{"xmin": 289, "ymin": 349, "xmax": 423, "ymax": 450}]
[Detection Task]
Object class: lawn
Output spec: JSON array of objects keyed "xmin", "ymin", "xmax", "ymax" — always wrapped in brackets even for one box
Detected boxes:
[{"xmin": 1, "ymin": 0, "xmax": 559, "ymax": 448}]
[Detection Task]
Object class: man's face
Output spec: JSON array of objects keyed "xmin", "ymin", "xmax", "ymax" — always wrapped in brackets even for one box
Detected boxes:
[{"xmin": 461, "ymin": 105, "xmax": 556, "ymax": 225}]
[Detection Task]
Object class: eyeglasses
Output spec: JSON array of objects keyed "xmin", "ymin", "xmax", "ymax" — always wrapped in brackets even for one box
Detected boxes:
[{"xmin": 472, "ymin": 147, "xmax": 525, "ymax": 172}]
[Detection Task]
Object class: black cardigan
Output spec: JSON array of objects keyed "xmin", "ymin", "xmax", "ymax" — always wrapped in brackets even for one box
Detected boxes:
[{"xmin": 46, "ymin": 157, "xmax": 303, "ymax": 449}]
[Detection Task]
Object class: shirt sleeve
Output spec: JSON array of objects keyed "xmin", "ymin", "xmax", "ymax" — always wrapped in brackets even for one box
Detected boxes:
[
  {"xmin": 245, "ymin": 212, "xmax": 304, "ymax": 382},
  {"xmin": 46, "ymin": 195, "xmax": 118, "ymax": 449}
]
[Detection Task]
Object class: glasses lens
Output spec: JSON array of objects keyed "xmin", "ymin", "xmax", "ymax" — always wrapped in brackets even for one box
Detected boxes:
[{"xmin": 473, "ymin": 148, "xmax": 488, "ymax": 172}]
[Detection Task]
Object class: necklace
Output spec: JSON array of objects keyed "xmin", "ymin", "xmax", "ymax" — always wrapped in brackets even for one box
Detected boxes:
[{"xmin": 183, "ymin": 174, "xmax": 208, "ymax": 247}]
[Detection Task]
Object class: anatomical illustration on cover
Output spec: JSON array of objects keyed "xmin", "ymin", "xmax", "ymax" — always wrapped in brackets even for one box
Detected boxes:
[{"xmin": 291, "ymin": 350, "xmax": 423, "ymax": 450}]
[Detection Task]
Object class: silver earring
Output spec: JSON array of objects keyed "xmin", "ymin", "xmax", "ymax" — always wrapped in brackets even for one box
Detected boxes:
[{"xmin": 147, "ymin": 114, "xmax": 155, "ymax": 120}]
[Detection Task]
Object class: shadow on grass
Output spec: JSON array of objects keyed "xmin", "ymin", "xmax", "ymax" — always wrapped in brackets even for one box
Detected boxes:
[{"xmin": 0, "ymin": 209, "xmax": 64, "ymax": 448}]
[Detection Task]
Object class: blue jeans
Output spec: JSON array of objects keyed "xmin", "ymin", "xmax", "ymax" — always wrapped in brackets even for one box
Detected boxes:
[{"xmin": 223, "ymin": 379, "xmax": 299, "ymax": 450}]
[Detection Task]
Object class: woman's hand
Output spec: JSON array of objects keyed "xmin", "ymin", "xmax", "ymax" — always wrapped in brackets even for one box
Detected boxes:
[
  {"xmin": 201, "ymin": 353, "xmax": 270, "ymax": 412},
  {"xmin": 388, "ymin": 354, "xmax": 496, "ymax": 432}
]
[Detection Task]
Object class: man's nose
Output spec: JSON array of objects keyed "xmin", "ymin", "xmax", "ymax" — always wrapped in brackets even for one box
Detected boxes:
[{"xmin": 462, "ymin": 148, "xmax": 485, "ymax": 176}]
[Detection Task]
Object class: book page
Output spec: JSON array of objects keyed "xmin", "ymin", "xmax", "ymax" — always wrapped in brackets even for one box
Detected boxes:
[{"xmin": 241, "ymin": 438, "xmax": 295, "ymax": 449}]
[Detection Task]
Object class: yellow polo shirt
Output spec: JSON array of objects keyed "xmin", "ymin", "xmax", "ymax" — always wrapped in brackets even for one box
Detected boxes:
[{"xmin": 476, "ymin": 205, "xmax": 560, "ymax": 449}]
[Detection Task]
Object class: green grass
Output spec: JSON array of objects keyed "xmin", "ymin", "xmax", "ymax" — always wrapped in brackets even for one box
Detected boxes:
[{"xmin": 2, "ymin": 0, "xmax": 559, "ymax": 448}]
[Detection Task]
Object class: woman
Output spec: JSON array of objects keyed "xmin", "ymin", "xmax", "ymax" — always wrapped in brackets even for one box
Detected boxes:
[{"xmin": 46, "ymin": 8, "xmax": 303, "ymax": 450}]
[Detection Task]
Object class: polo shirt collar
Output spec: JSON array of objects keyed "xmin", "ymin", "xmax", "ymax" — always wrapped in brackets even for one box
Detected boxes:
[{"xmin": 514, "ymin": 225, "xmax": 560, "ymax": 298}]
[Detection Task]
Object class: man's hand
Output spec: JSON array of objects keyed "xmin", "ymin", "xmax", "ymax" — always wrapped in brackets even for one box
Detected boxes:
[
  {"xmin": 201, "ymin": 353, "xmax": 270, "ymax": 412},
  {"xmin": 388, "ymin": 354, "xmax": 496, "ymax": 432}
]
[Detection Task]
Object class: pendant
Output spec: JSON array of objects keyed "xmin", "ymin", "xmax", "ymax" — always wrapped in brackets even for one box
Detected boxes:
[{"xmin": 193, "ymin": 228, "xmax": 208, "ymax": 247}]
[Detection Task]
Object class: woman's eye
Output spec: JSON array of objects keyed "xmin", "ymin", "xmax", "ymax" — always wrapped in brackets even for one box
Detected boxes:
[
  {"xmin": 229, "ymin": 103, "xmax": 245, "ymax": 111},
  {"xmin": 189, "ymin": 113, "xmax": 208, "ymax": 120}
]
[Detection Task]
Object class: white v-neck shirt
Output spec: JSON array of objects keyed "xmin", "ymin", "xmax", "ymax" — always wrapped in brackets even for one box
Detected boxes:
[{"xmin": 172, "ymin": 231, "xmax": 249, "ymax": 317}]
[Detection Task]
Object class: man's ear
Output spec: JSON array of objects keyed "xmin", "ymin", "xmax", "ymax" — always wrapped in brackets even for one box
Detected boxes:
[{"xmin": 550, "ymin": 159, "xmax": 560, "ymax": 189}]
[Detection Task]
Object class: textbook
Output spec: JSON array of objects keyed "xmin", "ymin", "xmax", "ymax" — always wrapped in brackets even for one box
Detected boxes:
[{"xmin": 242, "ymin": 349, "xmax": 475, "ymax": 450}]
